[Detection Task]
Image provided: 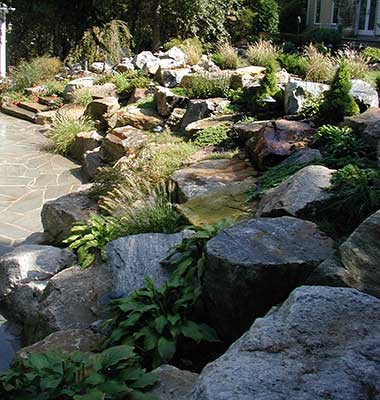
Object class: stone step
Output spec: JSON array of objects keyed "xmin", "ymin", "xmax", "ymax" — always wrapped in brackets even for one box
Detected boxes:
[
  {"xmin": 38, "ymin": 96, "xmax": 59, "ymax": 106},
  {"xmin": 0, "ymin": 104, "xmax": 36, "ymax": 123},
  {"xmin": 18, "ymin": 101, "xmax": 49, "ymax": 114}
]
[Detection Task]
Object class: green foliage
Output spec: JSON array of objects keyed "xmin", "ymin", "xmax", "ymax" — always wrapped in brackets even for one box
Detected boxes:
[
  {"xmin": 362, "ymin": 46, "xmax": 380, "ymax": 63},
  {"xmin": 137, "ymin": 96, "xmax": 155, "ymax": 110},
  {"xmin": 303, "ymin": 27, "xmax": 342, "ymax": 45},
  {"xmin": 0, "ymin": 345, "xmax": 158, "ymax": 400},
  {"xmin": 254, "ymin": 0, "xmax": 280, "ymax": 34},
  {"xmin": 247, "ymin": 39, "xmax": 279, "ymax": 68},
  {"xmin": 67, "ymin": 20, "xmax": 133, "ymax": 65},
  {"xmin": 72, "ymin": 87, "xmax": 93, "ymax": 107},
  {"xmin": 337, "ymin": 48, "xmax": 369, "ymax": 80},
  {"xmin": 11, "ymin": 57, "xmax": 62, "ymax": 91},
  {"xmin": 325, "ymin": 164, "xmax": 380, "ymax": 228},
  {"xmin": 252, "ymin": 61, "xmax": 279, "ymax": 111},
  {"xmin": 311, "ymin": 125, "xmax": 359, "ymax": 158},
  {"xmin": 318, "ymin": 61, "xmax": 360, "ymax": 124},
  {"xmin": 103, "ymin": 221, "xmax": 232, "ymax": 369},
  {"xmin": 44, "ymin": 80, "xmax": 68, "ymax": 97},
  {"xmin": 193, "ymin": 125, "xmax": 230, "ymax": 147},
  {"xmin": 301, "ymin": 94, "xmax": 323, "ymax": 119},
  {"xmin": 365, "ymin": 70, "xmax": 380, "ymax": 90},
  {"xmin": 182, "ymin": 73, "xmax": 231, "ymax": 99},
  {"xmin": 249, "ymin": 162, "xmax": 313, "ymax": 200},
  {"xmin": 96, "ymin": 71, "xmax": 150, "ymax": 96},
  {"xmin": 212, "ymin": 43, "xmax": 242, "ymax": 70},
  {"xmin": 65, "ymin": 214, "xmax": 121, "ymax": 269},
  {"xmin": 49, "ymin": 114, "xmax": 95, "ymax": 155},
  {"xmin": 278, "ymin": 53, "xmax": 307, "ymax": 77}
]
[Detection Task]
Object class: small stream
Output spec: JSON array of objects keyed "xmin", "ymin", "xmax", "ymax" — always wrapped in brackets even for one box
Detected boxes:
[{"xmin": 0, "ymin": 314, "xmax": 21, "ymax": 372}]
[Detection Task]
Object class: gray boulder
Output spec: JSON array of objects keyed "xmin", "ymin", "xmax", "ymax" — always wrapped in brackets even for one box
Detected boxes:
[
  {"xmin": 155, "ymin": 86, "xmax": 188, "ymax": 117},
  {"xmin": 305, "ymin": 256, "xmax": 349, "ymax": 287},
  {"xmin": 63, "ymin": 77, "xmax": 94, "ymax": 103},
  {"xmin": 106, "ymin": 231, "xmax": 191, "ymax": 297},
  {"xmin": 284, "ymin": 79, "xmax": 329, "ymax": 115},
  {"xmin": 88, "ymin": 83, "xmax": 117, "ymax": 99},
  {"xmin": 68, "ymin": 130, "xmax": 103, "ymax": 161},
  {"xmin": 149, "ymin": 365, "xmax": 198, "ymax": 400},
  {"xmin": 191, "ymin": 286, "xmax": 380, "ymax": 400},
  {"xmin": 180, "ymin": 98, "xmax": 230, "ymax": 130},
  {"xmin": 41, "ymin": 186, "xmax": 98, "ymax": 245},
  {"xmin": 82, "ymin": 147, "xmax": 105, "ymax": 181},
  {"xmin": 351, "ymin": 79, "xmax": 379, "ymax": 108},
  {"xmin": 0, "ymin": 245, "xmax": 75, "ymax": 299},
  {"xmin": 340, "ymin": 210, "xmax": 380, "ymax": 297},
  {"xmin": 278, "ymin": 148, "xmax": 322, "ymax": 167},
  {"xmin": 204, "ymin": 217, "xmax": 335, "ymax": 339},
  {"xmin": 156, "ymin": 68, "xmax": 191, "ymax": 88},
  {"xmin": 31, "ymin": 263, "xmax": 111, "ymax": 343},
  {"xmin": 85, "ymin": 97, "xmax": 120, "ymax": 130},
  {"xmin": 256, "ymin": 165, "xmax": 335, "ymax": 219}
]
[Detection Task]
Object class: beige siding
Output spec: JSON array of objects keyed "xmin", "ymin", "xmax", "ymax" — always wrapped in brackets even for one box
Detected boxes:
[{"xmin": 308, "ymin": 0, "xmax": 335, "ymax": 27}]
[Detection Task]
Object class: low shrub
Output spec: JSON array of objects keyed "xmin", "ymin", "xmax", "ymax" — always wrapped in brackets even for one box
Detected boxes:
[
  {"xmin": 278, "ymin": 53, "xmax": 307, "ymax": 77},
  {"xmin": 44, "ymin": 79, "xmax": 67, "ymax": 97},
  {"xmin": 303, "ymin": 27, "xmax": 342, "ymax": 46},
  {"xmin": 193, "ymin": 125, "xmax": 230, "ymax": 147},
  {"xmin": 182, "ymin": 72, "xmax": 230, "ymax": 99},
  {"xmin": 12, "ymin": 57, "xmax": 62, "ymax": 91},
  {"xmin": 324, "ymin": 164, "xmax": 380, "ymax": 229},
  {"xmin": 0, "ymin": 345, "xmax": 157, "ymax": 399},
  {"xmin": 311, "ymin": 125, "xmax": 359, "ymax": 158},
  {"xmin": 362, "ymin": 46, "xmax": 380, "ymax": 63},
  {"xmin": 72, "ymin": 87, "xmax": 93, "ymax": 107},
  {"xmin": 252, "ymin": 61, "xmax": 280, "ymax": 112},
  {"xmin": 247, "ymin": 39, "xmax": 279, "ymax": 67},
  {"xmin": 318, "ymin": 61, "xmax": 359, "ymax": 123},
  {"xmin": 337, "ymin": 48, "xmax": 369, "ymax": 79},
  {"xmin": 96, "ymin": 70, "xmax": 150, "ymax": 95},
  {"xmin": 49, "ymin": 114, "xmax": 95, "ymax": 155},
  {"xmin": 304, "ymin": 44, "xmax": 336, "ymax": 83},
  {"xmin": 212, "ymin": 43, "xmax": 241, "ymax": 70}
]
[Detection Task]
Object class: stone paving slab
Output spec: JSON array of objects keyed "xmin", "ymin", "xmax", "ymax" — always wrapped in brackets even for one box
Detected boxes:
[{"xmin": 0, "ymin": 113, "xmax": 84, "ymax": 245}]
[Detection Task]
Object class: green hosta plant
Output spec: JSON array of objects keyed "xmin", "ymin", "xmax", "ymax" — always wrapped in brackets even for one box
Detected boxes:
[
  {"xmin": 0, "ymin": 345, "xmax": 158, "ymax": 400},
  {"xmin": 65, "ymin": 214, "xmax": 122, "ymax": 269}
]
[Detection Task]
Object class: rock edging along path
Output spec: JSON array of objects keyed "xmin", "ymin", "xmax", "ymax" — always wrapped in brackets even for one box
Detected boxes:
[{"xmin": 0, "ymin": 113, "xmax": 84, "ymax": 245}]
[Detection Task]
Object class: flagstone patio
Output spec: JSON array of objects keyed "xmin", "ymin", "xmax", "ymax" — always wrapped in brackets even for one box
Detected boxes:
[{"xmin": 0, "ymin": 113, "xmax": 84, "ymax": 245}]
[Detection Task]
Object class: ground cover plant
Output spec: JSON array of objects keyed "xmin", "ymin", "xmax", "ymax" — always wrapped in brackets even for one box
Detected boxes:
[{"xmin": 182, "ymin": 73, "xmax": 231, "ymax": 99}]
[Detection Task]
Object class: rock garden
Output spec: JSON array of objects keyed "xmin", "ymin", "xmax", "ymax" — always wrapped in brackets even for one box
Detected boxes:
[{"xmin": 0, "ymin": 31, "xmax": 380, "ymax": 399}]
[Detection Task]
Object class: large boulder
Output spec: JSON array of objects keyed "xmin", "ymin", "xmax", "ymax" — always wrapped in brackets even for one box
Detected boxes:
[
  {"xmin": 203, "ymin": 217, "xmax": 335, "ymax": 339},
  {"xmin": 278, "ymin": 148, "xmax": 323, "ymax": 167},
  {"xmin": 155, "ymin": 86, "xmax": 188, "ymax": 117},
  {"xmin": 82, "ymin": 147, "xmax": 105, "ymax": 181},
  {"xmin": 155, "ymin": 67, "xmax": 191, "ymax": 88},
  {"xmin": 41, "ymin": 186, "xmax": 98, "ymax": 245},
  {"xmin": 108, "ymin": 105, "xmax": 164, "ymax": 130},
  {"xmin": 284, "ymin": 79, "xmax": 329, "ymax": 115},
  {"xmin": 133, "ymin": 51, "xmax": 160, "ymax": 73},
  {"xmin": 256, "ymin": 165, "xmax": 335, "ymax": 219},
  {"xmin": 149, "ymin": 365, "xmax": 198, "ymax": 400},
  {"xmin": 31, "ymin": 263, "xmax": 112, "ymax": 342},
  {"xmin": 100, "ymin": 125, "xmax": 148, "ymax": 163},
  {"xmin": 17, "ymin": 329, "xmax": 102, "ymax": 359},
  {"xmin": 340, "ymin": 210, "xmax": 380, "ymax": 297},
  {"xmin": 164, "ymin": 47, "xmax": 186, "ymax": 66},
  {"xmin": 233, "ymin": 120, "xmax": 271, "ymax": 144},
  {"xmin": 191, "ymin": 286, "xmax": 380, "ymax": 400},
  {"xmin": 171, "ymin": 158, "xmax": 257, "ymax": 202},
  {"xmin": 68, "ymin": 130, "xmax": 103, "ymax": 161},
  {"xmin": 350, "ymin": 79, "xmax": 379, "ymax": 108},
  {"xmin": 305, "ymin": 256, "xmax": 349, "ymax": 288},
  {"xmin": 180, "ymin": 98, "xmax": 231, "ymax": 130},
  {"xmin": 184, "ymin": 115, "xmax": 236, "ymax": 136},
  {"xmin": 63, "ymin": 77, "xmax": 94, "ymax": 103},
  {"xmin": 246, "ymin": 119, "xmax": 314, "ymax": 170},
  {"xmin": 88, "ymin": 83, "xmax": 117, "ymax": 99},
  {"xmin": 106, "ymin": 231, "xmax": 191, "ymax": 297},
  {"xmin": 0, "ymin": 245, "xmax": 76, "ymax": 322},
  {"xmin": 85, "ymin": 97, "xmax": 120, "ymax": 130}
]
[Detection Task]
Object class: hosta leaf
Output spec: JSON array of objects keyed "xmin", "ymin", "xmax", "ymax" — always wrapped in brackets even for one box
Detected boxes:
[
  {"xmin": 157, "ymin": 337, "xmax": 176, "ymax": 361},
  {"xmin": 167, "ymin": 314, "xmax": 181, "ymax": 326},
  {"xmin": 132, "ymin": 372, "xmax": 158, "ymax": 389},
  {"xmin": 143, "ymin": 331, "xmax": 158, "ymax": 351},
  {"xmin": 154, "ymin": 316, "xmax": 167, "ymax": 335},
  {"xmin": 100, "ymin": 345, "xmax": 135, "ymax": 368},
  {"xmin": 180, "ymin": 321, "xmax": 203, "ymax": 342}
]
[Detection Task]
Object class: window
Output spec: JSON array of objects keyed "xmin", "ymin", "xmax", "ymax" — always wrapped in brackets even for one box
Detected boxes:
[
  {"xmin": 332, "ymin": 1, "xmax": 339, "ymax": 24},
  {"xmin": 315, "ymin": 0, "xmax": 322, "ymax": 24}
]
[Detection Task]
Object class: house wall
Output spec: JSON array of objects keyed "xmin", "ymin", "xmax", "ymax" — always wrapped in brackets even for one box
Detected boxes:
[{"xmin": 307, "ymin": 0, "xmax": 336, "ymax": 27}]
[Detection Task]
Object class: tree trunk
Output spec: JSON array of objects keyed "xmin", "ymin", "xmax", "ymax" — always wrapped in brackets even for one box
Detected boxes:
[{"xmin": 152, "ymin": 0, "xmax": 162, "ymax": 51}]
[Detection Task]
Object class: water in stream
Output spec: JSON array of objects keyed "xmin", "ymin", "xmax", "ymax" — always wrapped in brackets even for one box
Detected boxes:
[{"xmin": 0, "ymin": 314, "xmax": 21, "ymax": 372}]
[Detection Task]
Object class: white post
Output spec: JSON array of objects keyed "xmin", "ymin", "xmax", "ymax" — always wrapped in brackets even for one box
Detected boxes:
[{"xmin": 0, "ymin": 16, "xmax": 6, "ymax": 78}]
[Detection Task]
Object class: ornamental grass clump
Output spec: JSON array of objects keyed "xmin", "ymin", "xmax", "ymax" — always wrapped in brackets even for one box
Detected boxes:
[
  {"xmin": 212, "ymin": 43, "xmax": 241, "ymax": 70},
  {"xmin": 247, "ymin": 39, "xmax": 279, "ymax": 68},
  {"xmin": 337, "ymin": 48, "xmax": 369, "ymax": 80},
  {"xmin": 304, "ymin": 44, "xmax": 336, "ymax": 83},
  {"xmin": 49, "ymin": 113, "xmax": 95, "ymax": 155},
  {"xmin": 318, "ymin": 61, "xmax": 360, "ymax": 124}
]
